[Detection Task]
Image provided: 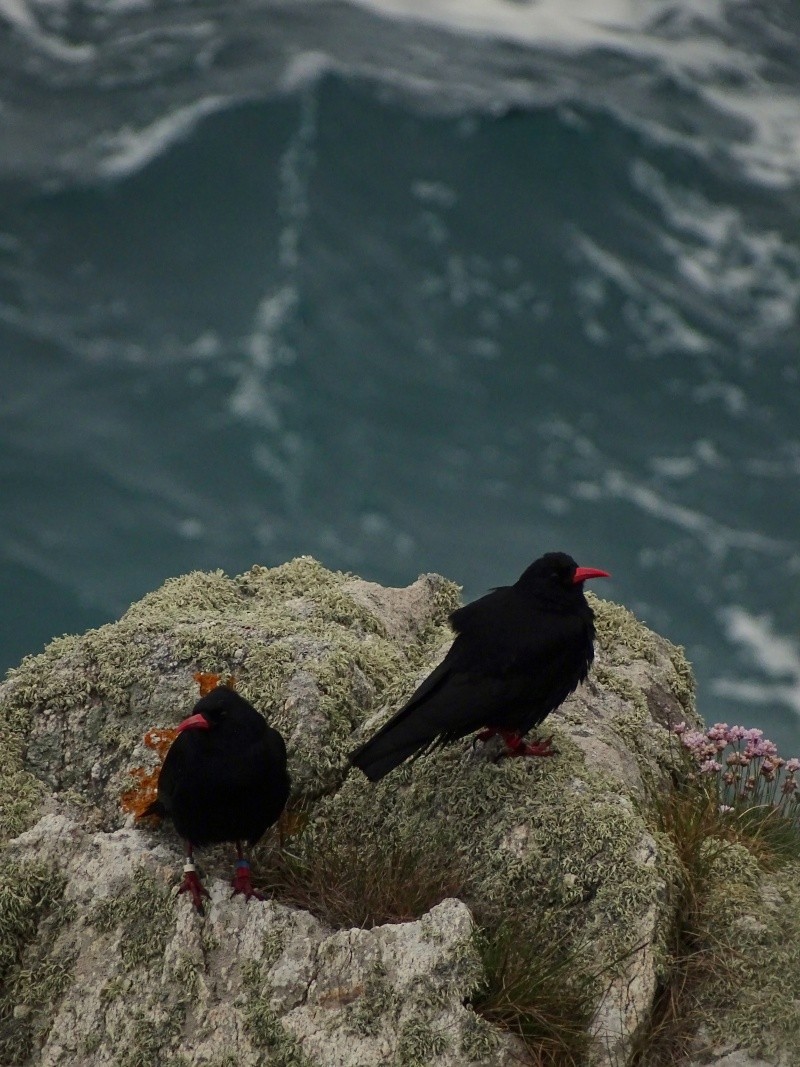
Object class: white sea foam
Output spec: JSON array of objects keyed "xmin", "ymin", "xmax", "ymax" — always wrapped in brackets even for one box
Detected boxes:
[
  {"xmin": 599, "ymin": 470, "xmax": 787, "ymax": 557},
  {"xmin": 343, "ymin": 1, "xmax": 800, "ymax": 186},
  {"xmin": 95, "ymin": 96, "xmax": 227, "ymax": 180},
  {"xmin": 713, "ymin": 607, "xmax": 800, "ymax": 719},
  {"xmin": 572, "ymin": 233, "xmax": 714, "ymax": 356},
  {"xmin": 278, "ymin": 51, "xmax": 336, "ymax": 93},
  {"xmin": 347, "ymin": 0, "xmax": 728, "ymax": 59},
  {"xmin": 631, "ymin": 161, "xmax": 800, "ymax": 340},
  {"xmin": 0, "ymin": 0, "xmax": 95, "ymax": 61},
  {"xmin": 228, "ymin": 93, "xmax": 316, "ymax": 435},
  {"xmin": 703, "ymin": 86, "xmax": 800, "ymax": 189}
]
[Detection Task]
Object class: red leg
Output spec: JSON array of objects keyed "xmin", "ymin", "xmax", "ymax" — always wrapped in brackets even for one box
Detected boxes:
[
  {"xmin": 231, "ymin": 843, "xmax": 264, "ymax": 902},
  {"xmin": 477, "ymin": 728, "xmax": 557, "ymax": 758},
  {"xmin": 177, "ymin": 844, "xmax": 210, "ymax": 914},
  {"xmin": 503, "ymin": 734, "xmax": 554, "ymax": 759}
]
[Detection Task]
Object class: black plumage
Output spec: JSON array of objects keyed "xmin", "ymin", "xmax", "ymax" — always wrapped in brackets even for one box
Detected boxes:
[
  {"xmin": 147, "ymin": 686, "xmax": 290, "ymax": 909},
  {"xmin": 349, "ymin": 552, "xmax": 609, "ymax": 782}
]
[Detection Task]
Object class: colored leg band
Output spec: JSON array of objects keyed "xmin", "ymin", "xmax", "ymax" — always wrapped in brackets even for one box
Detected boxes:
[{"xmin": 235, "ymin": 859, "xmax": 250, "ymax": 870}]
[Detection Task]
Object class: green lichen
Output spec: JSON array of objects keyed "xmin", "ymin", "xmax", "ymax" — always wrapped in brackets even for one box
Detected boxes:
[
  {"xmin": 242, "ymin": 959, "xmax": 314, "ymax": 1067},
  {"xmin": 0, "ymin": 859, "xmax": 71, "ymax": 1064},
  {"xmin": 688, "ymin": 847, "xmax": 800, "ymax": 1058},
  {"xmin": 344, "ymin": 964, "xmax": 401, "ymax": 1037},
  {"xmin": 0, "ymin": 859, "xmax": 66, "ymax": 985},
  {"xmin": 1, "ymin": 948, "xmax": 77, "ymax": 1062},
  {"xmin": 82, "ymin": 1031, "xmax": 102, "ymax": 1055},
  {"xmin": 99, "ymin": 976, "xmax": 127, "ymax": 1004},
  {"xmin": 666, "ymin": 643, "xmax": 696, "ymax": 714},
  {"xmin": 0, "ymin": 684, "xmax": 45, "ymax": 844},
  {"xmin": 115, "ymin": 1009, "xmax": 182, "ymax": 1067},
  {"xmin": 90, "ymin": 866, "xmax": 173, "ymax": 970},
  {"xmin": 168, "ymin": 953, "xmax": 199, "ymax": 1002},
  {"xmin": 588, "ymin": 593, "xmax": 659, "ymax": 665},
  {"xmin": 0, "ymin": 558, "xmax": 459, "ymax": 851},
  {"xmin": 0, "ymin": 560, "xmax": 712, "ymax": 1063},
  {"xmin": 593, "ymin": 664, "xmax": 649, "ymax": 719},
  {"xmin": 459, "ymin": 1010, "xmax": 501, "ymax": 1061},
  {"xmin": 296, "ymin": 728, "xmax": 672, "ymax": 979},
  {"xmin": 394, "ymin": 1018, "xmax": 447, "ymax": 1065},
  {"xmin": 260, "ymin": 927, "xmax": 287, "ymax": 969}
]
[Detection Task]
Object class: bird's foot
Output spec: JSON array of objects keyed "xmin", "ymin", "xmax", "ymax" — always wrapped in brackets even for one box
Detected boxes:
[
  {"xmin": 231, "ymin": 859, "xmax": 264, "ymax": 902},
  {"xmin": 177, "ymin": 863, "xmax": 210, "ymax": 914},
  {"xmin": 478, "ymin": 728, "xmax": 556, "ymax": 759},
  {"xmin": 513, "ymin": 734, "xmax": 556, "ymax": 758}
]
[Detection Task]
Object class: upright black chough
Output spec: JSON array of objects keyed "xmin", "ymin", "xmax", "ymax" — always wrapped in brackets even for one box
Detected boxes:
[
  {"xmin": 349, "ymin": 552, "xmax": 610, "ymax": 782},
  {"xmin": 145, "ymin": 686, "xmax": 290, "ymax": 912}
]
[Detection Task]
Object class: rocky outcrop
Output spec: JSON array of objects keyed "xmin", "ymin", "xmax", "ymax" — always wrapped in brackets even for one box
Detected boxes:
[{"xmin": 3, "ymin": 555, "xmax": 777, "ymax": 1067}]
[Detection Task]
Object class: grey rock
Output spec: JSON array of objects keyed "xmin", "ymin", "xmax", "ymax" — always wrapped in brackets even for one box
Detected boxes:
[{"xmin": 6, "ymin": 556, "xmax": 785, "ymax": 1067}]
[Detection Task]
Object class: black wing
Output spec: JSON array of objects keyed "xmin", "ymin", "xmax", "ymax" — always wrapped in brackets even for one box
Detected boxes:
[{"xmin": 349, "ymin": 585, "xmax": 591, "ymax": 780}]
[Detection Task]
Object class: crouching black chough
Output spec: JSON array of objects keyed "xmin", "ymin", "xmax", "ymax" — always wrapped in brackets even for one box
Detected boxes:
[
  {"xmin": 349, "ymin": 552, "xmax": 609, "ymax": 782},
  {"xmin": 144, "ymin": 686, "xmax": 290, "ymax": 912}
]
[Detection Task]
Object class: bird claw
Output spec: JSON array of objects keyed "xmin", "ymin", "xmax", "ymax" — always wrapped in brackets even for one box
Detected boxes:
[
  {"xmin": 231, "ymin": 861, "xmax": 264, "ymax": 902},
  {"xmin": 514, "ymin": 735, "xmax": 557, "ymax": 758},
  {"xmin": 478, "ymin": 728, "xmax": 557, "ymax": 759},
  {"xmin": 177, "ymin": 867, "xmax": 210, "ymax": 914}
]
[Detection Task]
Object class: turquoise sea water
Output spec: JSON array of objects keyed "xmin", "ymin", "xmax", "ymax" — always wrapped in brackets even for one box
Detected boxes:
[{"xmin": 1, "ymin": 0, "xmax": 799, "ymax": 752}]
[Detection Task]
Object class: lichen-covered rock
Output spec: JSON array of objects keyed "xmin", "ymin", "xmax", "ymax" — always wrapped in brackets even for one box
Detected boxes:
[
  {"xmin": 683, "ymin": 842, "xmax": 800, "ymax": 1066},
  {"xmin": 0, "ymin": 557, "xmax": 705, "ymax": 1066},
  {"xmin": 3, "ymin": 812, "xmax": 511, "ymax": 1067},
  {"xmin": 1, "ymin": 556, "xmax": 460, "ymax": 840}
]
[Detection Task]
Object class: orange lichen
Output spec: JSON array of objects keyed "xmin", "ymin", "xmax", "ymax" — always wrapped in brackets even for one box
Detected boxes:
[
  {"xmin": 122, "ymin": 674, "xmax": 235, "ymax": 818},
  {"xmin": 122, "ymin": 726, "xmax": 179, "ymax": 820},
  {"xmin": 194, "ymin": 671, "xmax": 236, "ymax": 695}
]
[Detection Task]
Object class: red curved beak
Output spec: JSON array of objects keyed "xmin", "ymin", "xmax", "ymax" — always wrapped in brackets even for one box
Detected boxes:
[
  {"xmin": 573, "ymin": 567, "xmax": 611, "ymax": 584},
  {"xmin": 176, "ymin": 712, "xmax": 211, "ymax": 733}
]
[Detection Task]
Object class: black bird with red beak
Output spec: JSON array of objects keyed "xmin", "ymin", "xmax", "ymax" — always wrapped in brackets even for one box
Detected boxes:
[
  {"xmin": 349, "ymin": 552, "xmax": 610, "ymax": 782},
  {"xmin": 145, "ymin": 686, "xmax": 290, "ymax": 912}
]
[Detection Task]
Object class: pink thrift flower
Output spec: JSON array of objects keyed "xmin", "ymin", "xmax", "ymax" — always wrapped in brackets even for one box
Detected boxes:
[
  {"xmin": 707, "ymin": 723, "xmax": 729, "ymax": 741},
  {"xmin": 782, "ymin": 778, "xmax": 798, "ymax": 795},
  {"xmin": 723, "ymin": 771, "xmax": 735, "ymax": 786},
  {"xmin": 744, "ymin": 728, "xmax": 764, "ymax": 742},
  {"xmin": 672, "ymin": 722, "xmax": 687, "ymax": 735},
  {"xmin": 785, "ymin": 758, "xmax": 800, "ymax": 773},
  {"xmin": 728, "ymin": 725, "xmax": 747, "ymax": 741},
  {"xmin": 719, "ymin": 804, "xmax": 734, "ymax": 814},
  {"xmin": 683, "ymin": 730, "xmax": 707, "ymax": 750},
  {"xmin": 700, "ymin": 759, "xmax": 722, "ymax": 774}
]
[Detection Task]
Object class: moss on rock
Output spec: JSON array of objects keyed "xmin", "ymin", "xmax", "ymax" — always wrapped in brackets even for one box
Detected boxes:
[
  {"xmin": 0, "ymin": 859, "xmax": 70, "ymax": 1063},
  {"xmin": 0, "ymin": 556, "xmax": 740, "ymax": 1067},
  {"xmin": 690, "ymin": 846, "xmax": 800, "ymax": 1059},
  {"xmin": 90, "ymin": 865, "xmax": 175, "ymax": 971}
]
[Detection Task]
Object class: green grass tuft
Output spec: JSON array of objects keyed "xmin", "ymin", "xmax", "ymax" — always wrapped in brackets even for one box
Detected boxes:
[
  {"xmin": 632, "ymin": 757, "xmax": 800, "ymax": 1065},
  {"xmin": 254, "ymin": 813, "xmax": 465, "ymax": 929},
  {"xmin": 470, "ymin": 912, "xmax": 597, "ymax": 1067}
]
